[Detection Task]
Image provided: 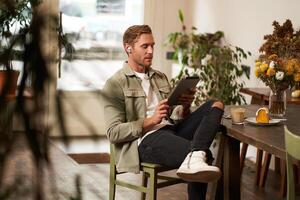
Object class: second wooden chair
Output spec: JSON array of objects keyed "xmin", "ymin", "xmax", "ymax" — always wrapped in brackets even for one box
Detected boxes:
[{"xmin": 284, "ymin": 126, "xmax": 300, "ymax": 200}]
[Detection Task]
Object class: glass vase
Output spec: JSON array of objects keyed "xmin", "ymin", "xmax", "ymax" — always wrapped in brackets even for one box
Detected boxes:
[{"xmin": 269, "ymin": 89, "xmax": 286, "ymax": 117}]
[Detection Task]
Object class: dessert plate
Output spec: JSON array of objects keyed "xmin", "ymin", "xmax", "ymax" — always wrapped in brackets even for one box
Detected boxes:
[{"xmin": 245, "ymin": 117, "xmax": 282, "ymax": 126}]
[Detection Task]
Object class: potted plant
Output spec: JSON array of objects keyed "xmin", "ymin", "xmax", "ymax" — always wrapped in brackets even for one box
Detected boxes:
[
  {"xmin": 0, "ymin": 1, "xmax": 73, "ymax": 97},
  {"xmin": 0, "ymin": 1, "xmax": 31, "ymax": 97},
  {"xmin": 166, "ymin": 10, "xmax": 251, "ymax": 105}
]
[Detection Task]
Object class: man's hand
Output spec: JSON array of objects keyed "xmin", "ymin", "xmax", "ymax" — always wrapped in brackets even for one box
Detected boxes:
[
  {"xmin": 151, "ymin": 99, "xmax": 169, "ymax": 124},
  {"xmin": 177, "ymin": 88, "xmax": 196, "ymax": 106},
  {"xmin": 177, "ymin": 88, "xmax": 196, "ymax": 118},
  {"xmin": 143, "ymin": 99, "xmax": 169, "ymax": 133}
]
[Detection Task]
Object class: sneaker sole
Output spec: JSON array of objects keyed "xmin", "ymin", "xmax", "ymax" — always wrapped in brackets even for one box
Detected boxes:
[{"xmin": 176, "ymin": 169, "xmax": 221, "ymax": 183}]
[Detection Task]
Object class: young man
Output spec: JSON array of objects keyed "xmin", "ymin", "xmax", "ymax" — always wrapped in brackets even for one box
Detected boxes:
[{"xmin": 103, "ymin": 25, "xmax": 224, "ymax": 199}]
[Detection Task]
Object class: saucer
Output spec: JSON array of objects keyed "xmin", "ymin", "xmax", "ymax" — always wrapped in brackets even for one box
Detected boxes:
[{"xmin": 245, "ymin": 117, "xmax": 282, "ymax": 126}]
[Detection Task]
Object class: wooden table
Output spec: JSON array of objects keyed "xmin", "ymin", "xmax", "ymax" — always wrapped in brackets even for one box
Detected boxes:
[
  {"xmin": 220, "ymin": 104, "xmax": 300, "ymax": 200},
  {"xmin": 240, "ymin": 87, "xmax": 300, "ymax": 186},
  {"xmin": 240, "ymin": 87, "xmax": 300, "ymax": 105}
]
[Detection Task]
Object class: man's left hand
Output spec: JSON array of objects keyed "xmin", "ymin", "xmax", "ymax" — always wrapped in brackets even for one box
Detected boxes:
[
  {"xmin": 177, "ymin": 88, "xmax": 196, "ymax": 118},
  {"xmin": 177, "ymin": 88, "xmax": 196, "ymax": 106}
]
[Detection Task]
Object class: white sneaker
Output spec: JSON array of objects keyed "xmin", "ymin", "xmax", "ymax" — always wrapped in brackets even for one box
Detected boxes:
[{"xmin": 176, "ymin": 151, "xmax": 221, "ymax": 183}]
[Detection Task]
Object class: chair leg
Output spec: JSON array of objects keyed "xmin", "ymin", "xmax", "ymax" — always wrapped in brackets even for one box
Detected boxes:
[
  {"xmin": 240, "ymin": 143, "xmax": 248, "ymax": 174},
  {"xmin": 255, "ymin": 149, "xmax": 263, "ymax": 185},
  {"xmin": 109, "ymin": 166, "xmax": 116, "ymax": 200},
  {"xmin": 148, "ymin": 169, "xmax": 157, "ymax": 200},
  {"xmin": 141, "ymin": 172, "xmax": 148, "ymax": 200},
  {"xmin": 259, "ymin": 152, "xmax": 272, "ymax": 187}
]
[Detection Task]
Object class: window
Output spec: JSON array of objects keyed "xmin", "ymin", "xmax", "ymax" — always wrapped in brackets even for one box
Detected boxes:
[
  {"xmin": 58, "ymin": 0, "xmax": 144, "ymax": 90},
  {"xmin": 96, "ymin": 0, "xmax": 125, "ymax": 14}
]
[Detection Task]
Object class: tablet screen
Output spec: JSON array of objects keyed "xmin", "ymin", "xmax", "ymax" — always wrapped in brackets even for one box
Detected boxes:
[{"xmin": 168, "ymin": 77, "xmax": 199, "ymax": 106}]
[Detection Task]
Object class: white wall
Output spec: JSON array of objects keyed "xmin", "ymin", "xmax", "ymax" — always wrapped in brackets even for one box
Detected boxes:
[
  {"xmin": 144, "ymin": 0, "xmax": 300, "ymax": 164},
  {"xmin": 144, "ymin": 0, "xmax": 193, "ymax": 78},
  {"xmin": 188, "ymin": 0, "xmax": 300, "ymax": 164},
  {"xmin": 144, "ymin": 0, "xmax": 300, "ymax": 86},
  {"xmin": 189, "ymin": 0, "xmax": 300, "ymax": 87}
]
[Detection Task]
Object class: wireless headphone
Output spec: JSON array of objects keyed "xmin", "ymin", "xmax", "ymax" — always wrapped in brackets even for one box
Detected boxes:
[{"xmin": 127, "ymin": 47, "xmax": 132, "ymax": 53}]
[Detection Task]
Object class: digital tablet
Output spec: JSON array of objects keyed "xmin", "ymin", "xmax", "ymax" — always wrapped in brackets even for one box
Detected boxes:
[{"xmin": 168, "ymin": 77, "xmax": 200, "ymax": 106}]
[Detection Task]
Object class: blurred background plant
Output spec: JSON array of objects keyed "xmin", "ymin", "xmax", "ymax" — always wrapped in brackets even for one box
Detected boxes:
[
  {"xmin": 166, "ymin": 10, "xmax": 251, "ymax": 105},
  {"xmin": 0, "ymin": 0, "xmax": 81, "ymax": 199},
  {"xmin": 0, "ymin": 0, "xmax": 31, "ymax": 70}
]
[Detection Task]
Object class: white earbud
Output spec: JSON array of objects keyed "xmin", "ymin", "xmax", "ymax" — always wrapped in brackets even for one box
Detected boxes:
[{"xmin": 127, "ymin": 47, "xmax": 132, "ymax": 53}]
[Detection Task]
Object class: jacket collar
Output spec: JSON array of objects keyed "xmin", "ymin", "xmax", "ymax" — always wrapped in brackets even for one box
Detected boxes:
[{"xmin": 123, "ymin": 61, "xmax": 157, "ymax": 78}]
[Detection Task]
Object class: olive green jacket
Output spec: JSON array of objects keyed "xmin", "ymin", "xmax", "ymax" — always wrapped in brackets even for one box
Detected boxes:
[{"xmin": 103, "ymin": 62, "xmax": 171, "ymax": 173}]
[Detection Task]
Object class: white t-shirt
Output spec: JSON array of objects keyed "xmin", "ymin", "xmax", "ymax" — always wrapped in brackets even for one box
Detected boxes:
[{"xmin": 134, "ymin": 71, "xmax": 171, "ymax": 145}]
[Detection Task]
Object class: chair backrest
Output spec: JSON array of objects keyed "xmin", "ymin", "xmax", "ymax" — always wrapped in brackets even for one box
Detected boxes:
[{"xmin": 284, "ymin": 126, "xmax": 300, "ymax": 200}]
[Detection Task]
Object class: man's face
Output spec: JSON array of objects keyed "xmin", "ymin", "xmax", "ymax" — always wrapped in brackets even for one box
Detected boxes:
[{"xmin": 128, "ymin": 33, "xmax": 155, "ymax": 69}]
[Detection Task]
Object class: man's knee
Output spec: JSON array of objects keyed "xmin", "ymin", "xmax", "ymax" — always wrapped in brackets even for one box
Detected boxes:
[{"xmin": 211, "ymin": 101, "xmax": 224, "ymax": 110}]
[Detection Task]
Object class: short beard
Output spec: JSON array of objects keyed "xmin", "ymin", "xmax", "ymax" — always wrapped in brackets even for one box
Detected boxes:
[{"xmin": 136, "ymin": 60, "xmax": 151, "ymax": 69}]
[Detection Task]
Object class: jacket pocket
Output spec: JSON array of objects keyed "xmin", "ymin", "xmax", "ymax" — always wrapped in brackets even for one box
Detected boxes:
[
  {"xmin": 124, "ymin": 90, "xmax": 146, "ymax": 120},
  {"xmin": 158, "ymin": 85, "xmax": 171, "ymax": 98}
]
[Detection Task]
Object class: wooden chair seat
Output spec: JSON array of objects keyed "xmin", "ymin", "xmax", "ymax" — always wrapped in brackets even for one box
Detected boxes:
[{"xmin": 109, "ymin": 145, "xmax": 185, "ymax": 200}]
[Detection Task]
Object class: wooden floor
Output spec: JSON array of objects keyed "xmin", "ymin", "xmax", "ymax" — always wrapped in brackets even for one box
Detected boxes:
[
  {"xmin": 76, "ymin": 159, "xmax": 300, "ymax": 200},
  {"xmin": 5, "ymin": 134, "xmax": 299, "ymax": 199}
]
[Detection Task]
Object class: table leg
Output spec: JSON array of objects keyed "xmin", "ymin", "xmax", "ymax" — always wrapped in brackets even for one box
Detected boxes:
[
  {"xmin": 255, "ymin": 149, "xmax": 263, "ymax": 185},
  {"xmin": 279, "ymin": 160, "xmax": 287, "ymax": 197},
  {"xmin": 240, "ymin": 143, "xmax": 248, "ymax": 173},
  {"xmin": 223, "ymin": 135, "xmax": 240, "ymax": 200},
  {"xmin": 259, "ymin": 153, "xmax": 272, "ymax": 187},
  {"xmin": 275, "ymin": 157, "xmax": 281, "ymax": 174}
]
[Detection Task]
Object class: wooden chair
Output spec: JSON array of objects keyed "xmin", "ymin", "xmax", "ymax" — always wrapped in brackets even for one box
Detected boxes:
[
  {"xmin": 108, "ymin": 125, "xmax": 227, "ymax": 200},
  {"xmin": 284, "ymin": 126, "xmax": 300, "ymax": 200},
  {"xmin": 109, "ymin": 144, "xmax": 185, "ymax": 200}
]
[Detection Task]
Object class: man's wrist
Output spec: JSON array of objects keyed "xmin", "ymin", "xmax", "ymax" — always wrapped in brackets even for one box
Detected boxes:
[
  {"xmin": 146, "ymin": 116, "xmax": 157, "ymax": 126},
  {"xmin": 142, "ymin": 116, "xmax": 156, "ymax": 133}
]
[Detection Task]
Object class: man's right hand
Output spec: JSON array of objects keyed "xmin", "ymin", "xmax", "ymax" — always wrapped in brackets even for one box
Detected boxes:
[
  {"xmin": 151, "ymin": 99, "xmax": 169, "ymax": 124},
  {"xmin": 142, "ymin": 99, "xmax": 169, "ymax": 133}
]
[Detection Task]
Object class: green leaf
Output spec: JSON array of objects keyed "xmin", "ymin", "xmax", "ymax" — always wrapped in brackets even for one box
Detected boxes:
[
  {"xmin": 166, "ymin": 11, "xmax": 252, "ymax": 105},
  {"xmin": 178, "ymin": 9, "xmax": 184, "ymax": 23}
]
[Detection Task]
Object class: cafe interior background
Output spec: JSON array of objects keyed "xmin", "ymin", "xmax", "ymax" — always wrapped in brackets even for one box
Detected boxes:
[
  {"xmin": 48, "ymin": 0, "xmax": 300, "ymax": 163},
  {"xmin": 1, "ymin": 0, "xmax": 300, "ymax": 199}
]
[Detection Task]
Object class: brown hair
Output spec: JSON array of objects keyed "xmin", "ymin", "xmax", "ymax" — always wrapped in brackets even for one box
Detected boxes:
[{"xmin": 123, "ymin": 25, "xmax": 152, "ymax": 46}]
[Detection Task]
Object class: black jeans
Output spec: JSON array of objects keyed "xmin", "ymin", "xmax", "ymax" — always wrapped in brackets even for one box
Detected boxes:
[{"xmin": 138, "ymin": 100, "xmax": 224, "ymax": 200}]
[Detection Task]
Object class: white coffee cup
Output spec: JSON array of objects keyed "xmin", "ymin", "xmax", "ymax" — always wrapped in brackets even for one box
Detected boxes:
[{"xmin": 230, "ymin": 107, "xmax": 246, "ymax": 124}]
